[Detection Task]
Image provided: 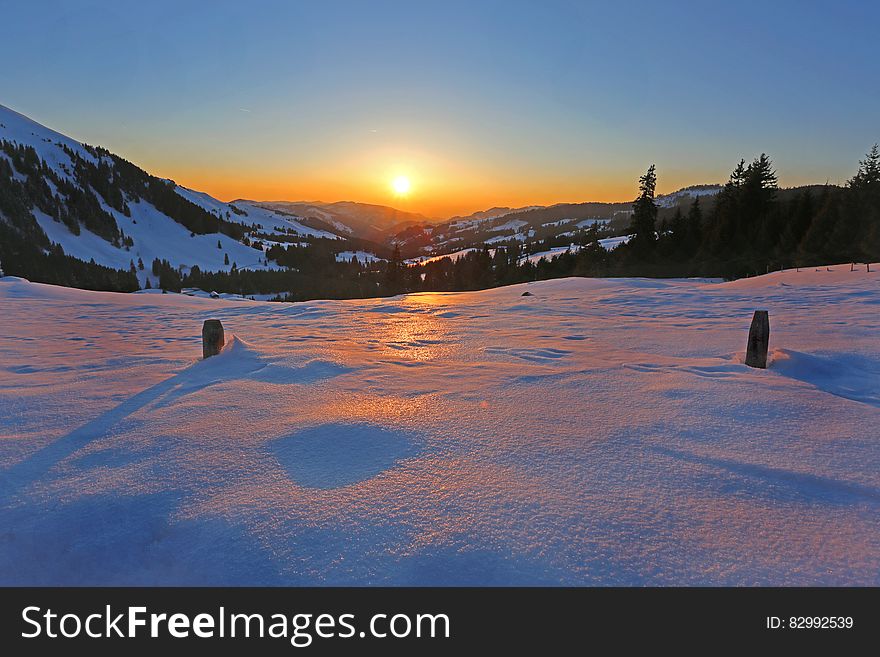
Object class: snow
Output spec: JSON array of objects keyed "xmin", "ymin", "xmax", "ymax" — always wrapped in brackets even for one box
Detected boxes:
[
  {"xmin": 520, "ymin": 245, "xmax": 578, "ymax": 264},
  {"xmin": 1, "ymin": 265, "xmax": 879, "ymax": 585},
  {"xmin": 33, "ymin": 202, "xmax": 280, "ymax": 286},
  {"xmin": 175, "ymin": 187, "xmax": 340, "ymax": 240},
  {"xmin": 599, "ymin": 234, "xmax": 632, "ymax": 250},
  {"xmin": 0, "ymin": 104, "xmax": 340, "ymax": 289},
  {"xmin": 656, "ymin": 186, "xmax": 722, "ymax": 208},
  {"xmin": 0, "ymin": 104, "xmax": 100, "ymax": 182},
  {"xmin": 335, "ymin": 250, "xmax": 381, "ymax": 264},
  {"xmin": 520, "ymin": 235, "xmax": 628, "ymax": 263},
  {"xmin": 407, "ymin": 248, "xmax": 483, "ymax": 265},
  {"xmin": 489, "ymin": 219, "xmax": 529, "ymax": 232},
  {"xmin": 576, "ymin": 218, "xmax": 611, "ymax": 228},
  {"xmin": 485, "ymin": 232, "xmax": 530, "ymax": 244}
]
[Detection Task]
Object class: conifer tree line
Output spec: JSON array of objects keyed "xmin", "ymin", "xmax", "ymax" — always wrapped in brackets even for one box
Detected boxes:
[{"xmin": 616, "ymin": 147, "xmax": 880, "ymax": 279}]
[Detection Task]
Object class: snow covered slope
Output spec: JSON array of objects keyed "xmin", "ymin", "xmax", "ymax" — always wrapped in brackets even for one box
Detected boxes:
[
  {"xmin": 1, "ymin": 265, "xmax": 878, "ymax": 585},
  {"xmin": 0, "ymin": 104, "xmax": 339, "ymax": 285},
  {"xmin": 0, "ymin": 103, "xmax": 98, "ymax": 180},
  {"xmin": 656, "ymin": 184, "xmax": 722, "ymax": 208}
]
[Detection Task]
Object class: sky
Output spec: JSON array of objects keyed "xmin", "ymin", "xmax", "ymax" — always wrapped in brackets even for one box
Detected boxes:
[{"xmin": 2, "ymin": 0, "xmax": 878, "ymax": 218}]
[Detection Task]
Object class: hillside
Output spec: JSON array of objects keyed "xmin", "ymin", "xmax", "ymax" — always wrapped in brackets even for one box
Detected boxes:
[
  {"xmin": 0, "ymin": 104, "xmax": 344, "ymax": 290},
  {"xmin": 1, "ymin": 266, "xmax": 878, "ymax": 585},
  {"xmin": 391, "ymin": 188, "xmax": 723, "ymax": 258}
]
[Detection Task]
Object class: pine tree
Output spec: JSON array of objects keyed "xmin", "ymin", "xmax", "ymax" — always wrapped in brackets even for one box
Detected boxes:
[
  {"xmin": 849, "ymin": 144, "xmax": 880, "ymax": 189},
  {"xmin": 137, "ymin": 257, "xmax": 144, "ymax": 270},
  {"xmin": 744, "ymin": 154, "xmax": 778, "ymax": 198},
  {"xmin": 385, "ymin": 243, "xmax": 403, "ymax": 293},
  {"xmin": 629, "ymin": 164, "xmax": 658, "ymax": 251},
  {"xmin": 224, "ymin": 253, "xmax": 230, "ymax": 266},
  {"xmin": 218, "ymin": 240, "xmax": 222, "ymax": 249},
  {"xmin": 685, "ymin": 196, "xmax": 703, "ymax": 254},
  {"xmin": 847, "ymin": 144, "xmax": 880, "ymax": 259},
  {"xmin": 742, "ymin": 154, "xmax": 778, "ymax": 253}
]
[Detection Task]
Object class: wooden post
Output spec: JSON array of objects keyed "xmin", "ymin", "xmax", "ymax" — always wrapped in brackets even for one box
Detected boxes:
[
  {"xmin": 202, "ymin": 319, "xmax": 224, "ymax": 359},
  {"xmin": 745, "ymin": 311, "xmax": 770, "ymax": 369}
]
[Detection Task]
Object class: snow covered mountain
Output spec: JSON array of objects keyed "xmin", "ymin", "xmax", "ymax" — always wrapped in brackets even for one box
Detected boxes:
[
  {"xmin": 655, "ymin": 184, "xmax": 722, "ymax": 208},
  {"xmin": 0, "ymin": 104, "xmax": 343, "ymax": 289},
  {"xmin": 390, "ymin": 187, "xmax": 722, "ymax": 260}
]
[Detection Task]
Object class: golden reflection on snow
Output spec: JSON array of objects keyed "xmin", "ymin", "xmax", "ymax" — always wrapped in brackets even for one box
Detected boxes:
[{"xmin": 376, "ymin": 310, "xmax": 454, "ymax": 362}]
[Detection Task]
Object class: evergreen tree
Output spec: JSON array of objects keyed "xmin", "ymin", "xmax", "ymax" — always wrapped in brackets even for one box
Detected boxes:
[
  {"xmin": 384, "ymin": 243, "xmax": 403, "ymax": 293},
  {"xmin": 224, "ymin": 253, "xmax": 230, "ymax": 266},
  {"xmin": 848, "ymin": 144, "xmax": 880, "ymax": 258},
  {"xmin": 849, "ymin": 144, "xmax": 880, "ymax": 190},
  {"xmin": 629, "ymin": 164, "xmax": 658, "ymax": 252}
]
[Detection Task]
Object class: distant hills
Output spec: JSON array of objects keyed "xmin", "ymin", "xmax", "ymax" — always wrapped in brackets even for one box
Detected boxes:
[
  {"xmin": 14, "ymin": 101, "xmax": 850, "ymax": 296},
  {"xmin": 239, "ymin": 200, "xmax": 433, "ymax": 242}
]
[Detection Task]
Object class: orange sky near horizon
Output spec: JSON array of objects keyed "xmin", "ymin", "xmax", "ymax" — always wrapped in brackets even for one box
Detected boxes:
[{"xmin": 149, "ymin": 162, "xmax": 719, "ymax": 220}]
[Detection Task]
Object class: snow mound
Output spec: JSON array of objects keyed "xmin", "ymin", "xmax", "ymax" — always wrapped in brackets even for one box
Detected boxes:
[{"xmin": 771, "ymin": 349, "xmax": 880, "ymax": 408}]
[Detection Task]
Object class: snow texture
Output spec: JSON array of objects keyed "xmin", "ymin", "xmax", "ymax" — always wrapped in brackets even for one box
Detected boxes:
[{"xmin": 1, "ymin": 265, "xmax": 879, "ymax": 585}]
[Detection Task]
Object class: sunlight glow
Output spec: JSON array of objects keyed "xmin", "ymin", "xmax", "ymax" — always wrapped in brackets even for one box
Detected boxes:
[{"xmin": 391, "ymin": 175, "xmax": 411, "ymax": 196}]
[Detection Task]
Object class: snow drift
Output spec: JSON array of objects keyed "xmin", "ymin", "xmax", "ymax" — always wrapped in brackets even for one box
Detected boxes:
[{"xmin": 0, "ymin": 265, "xmax": 878, "ymax": 585}]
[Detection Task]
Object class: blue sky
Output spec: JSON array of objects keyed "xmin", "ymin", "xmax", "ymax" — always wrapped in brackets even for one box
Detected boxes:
[{"xmin": 2, "ymin": 0, "xmax": 877, "ymax": 216}]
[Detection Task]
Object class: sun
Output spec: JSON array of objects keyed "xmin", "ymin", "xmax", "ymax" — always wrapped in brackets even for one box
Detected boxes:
[{"xmin": 391, "ymin": 175, "xmax": 411, "ymax": 196}]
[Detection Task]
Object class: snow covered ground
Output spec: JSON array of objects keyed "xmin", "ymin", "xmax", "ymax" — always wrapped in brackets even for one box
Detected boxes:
[{"xmin": 1, "ymin": 265, "xmax": 878, "ymax": 585}]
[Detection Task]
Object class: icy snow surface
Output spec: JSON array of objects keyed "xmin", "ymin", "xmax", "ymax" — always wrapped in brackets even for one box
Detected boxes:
[{"xmin": 1, "ymin": 265, "xmax": 878, "ymax": 585}]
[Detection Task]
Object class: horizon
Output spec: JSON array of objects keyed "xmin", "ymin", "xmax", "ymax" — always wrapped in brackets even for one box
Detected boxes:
[
  {"xmin": 3, "ymin": 99, "xmax": 856, "ymax": 223},
  {"xmin": 3, "ymin": 0, "xmax": 879, "ymax": 216}
]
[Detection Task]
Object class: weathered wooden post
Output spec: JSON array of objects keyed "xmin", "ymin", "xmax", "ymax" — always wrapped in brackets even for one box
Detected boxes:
[
  {"xmin": 202, "ymin": 319, "xmax": 224, "ymax": 359},
  {"xmin": 745, "ymin": 310, "xmax": 770, "ymax": 369}
]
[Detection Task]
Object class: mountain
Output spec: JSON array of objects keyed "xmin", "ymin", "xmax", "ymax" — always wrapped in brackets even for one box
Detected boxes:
[
  {"xmin": 391, "ymin": 187, "xmax": 724, "ymax": 258},
  {"xmin": 240, "ymin": 200, "xmax": 435, "ymax": 242},
  {"xmin": 446, "ymin": 205, "xmax": 542, "ymax": 224},
  {"xmin": 0, "ymin": 103, "xmax": 345, "ymax": 291}
]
